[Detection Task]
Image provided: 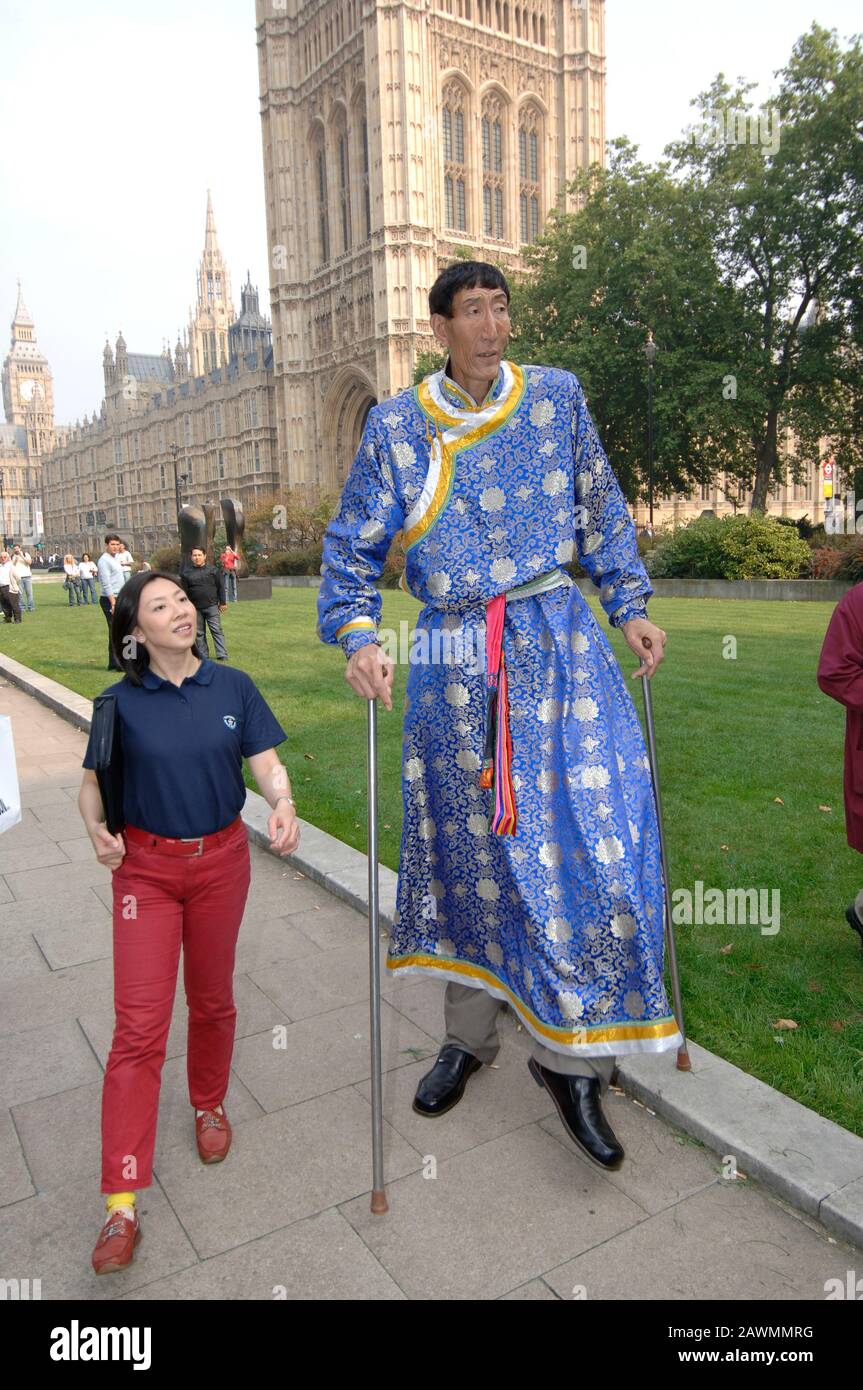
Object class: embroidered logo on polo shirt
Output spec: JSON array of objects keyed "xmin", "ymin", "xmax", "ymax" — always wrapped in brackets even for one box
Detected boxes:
[{"xmin": 223, "ymin": 715, "xmax": 237, "ymax": 729}]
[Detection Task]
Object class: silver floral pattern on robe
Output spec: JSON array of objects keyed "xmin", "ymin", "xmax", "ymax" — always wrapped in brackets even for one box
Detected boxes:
[{"xmin": 317, "ymin": 361, "xmax": 682, "ymax": 1057}]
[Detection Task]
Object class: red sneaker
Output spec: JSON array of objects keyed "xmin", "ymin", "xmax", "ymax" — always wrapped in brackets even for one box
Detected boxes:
[
  {"xmin": 91, "ymin": 1208, "xmax": 141, "ymax": 1275},
  {"xmin": 195, "ymin": 1105, "xmax": 232, "ymax": 1163}
]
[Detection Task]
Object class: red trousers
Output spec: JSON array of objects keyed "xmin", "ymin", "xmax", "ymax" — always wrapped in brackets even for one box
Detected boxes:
[{"xmin": 101, "ymin": 816, "xmax": 251, "ymax": 1192}]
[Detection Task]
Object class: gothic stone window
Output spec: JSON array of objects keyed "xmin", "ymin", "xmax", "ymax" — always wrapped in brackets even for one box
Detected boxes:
[
  {"xmin": 361, "ymin": 115, "xmax": 371, "ymax": 238},
  {"xmin": 313, "ymin": 128, "xmax": 330, "ymax": 265},
  {"xmin": 336, "ymin": 118, "xmax": 351, "ymax": 252},
  {"xmin": 519, "ymin": 106, "xmax": 541, "ymax": 244},
  {"xmin": 482, "ymin": 95, "xmax": 506, "ymax": 239},
  {"xmin": 442, "ymin": 84, "xmax": 468, "ymax": 232}
]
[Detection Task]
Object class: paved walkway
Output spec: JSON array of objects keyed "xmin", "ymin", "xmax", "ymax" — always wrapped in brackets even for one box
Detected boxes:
[{"xmin": 0, "ymin": 676, "xmax": 860, "ymax": 1301}]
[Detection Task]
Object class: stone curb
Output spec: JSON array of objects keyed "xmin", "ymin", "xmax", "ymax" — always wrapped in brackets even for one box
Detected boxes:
[{"xmin": 1, "ymin": 650, "xmax": 861, "ymax": 1251}]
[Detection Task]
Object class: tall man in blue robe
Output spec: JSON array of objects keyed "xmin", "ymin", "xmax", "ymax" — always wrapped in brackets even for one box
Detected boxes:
[{"xmin": 317, "ymin": 261, "xmax": 678, "ymax": 1170}]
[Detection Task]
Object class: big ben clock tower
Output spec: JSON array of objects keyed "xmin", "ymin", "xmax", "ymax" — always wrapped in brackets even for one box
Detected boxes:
[{"xmin": 2, "ymin": 280, "xmax": 56, "ymax": 461}]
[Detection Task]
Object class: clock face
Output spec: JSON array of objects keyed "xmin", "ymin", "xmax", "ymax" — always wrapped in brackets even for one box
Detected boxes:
[{"xmin": 19, "ymin": 378, "xmax": 42, "ymax": 402}]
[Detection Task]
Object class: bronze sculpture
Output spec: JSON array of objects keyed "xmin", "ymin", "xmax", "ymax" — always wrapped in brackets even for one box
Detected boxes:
[{"xmin": 177, "ymin": 497, "xmax": 246, "ymax": 578}]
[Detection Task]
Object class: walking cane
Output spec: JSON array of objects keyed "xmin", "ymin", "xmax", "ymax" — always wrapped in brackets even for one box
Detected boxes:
[
  {"xmin": 640, "ymin": 644, "xmax": 691, "ymax": 1072},
  {"xmin": 366, "ymin": 696, "xmax": 389, "ymax": 1212}
]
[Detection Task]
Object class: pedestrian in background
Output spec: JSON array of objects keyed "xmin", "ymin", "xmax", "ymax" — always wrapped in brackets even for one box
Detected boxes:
[
  {"xmin": 117, "ymin": 542, "xmax": 134, "ymax": 586},
  {"xmin": 220, "ymin": 544, "xmax": 238, "ymax": 603},
  {"xmin": 0, "ymin": 550, "xmax": 23, "ymax": 623},
  {"xmin": 63, "ymin": 554, "xmax": 84, "ymax": 606},
  {"xmin": 78, "ymin": 553, "xmax": 99, "ymax": 605},
  {"xmin": 97, "ymin": 534, "xmax": 125, "ymax": 671},
  {"xmin": 817, "ymin": 584, "xmax": 863, "ymax": 956},
  {"xmin": 180, "ymin": 546, "xmax": 229, "ymax": 661},
  {"xmin": 11, "ymin": 546, "xmax": 34, "ymax": 612}
]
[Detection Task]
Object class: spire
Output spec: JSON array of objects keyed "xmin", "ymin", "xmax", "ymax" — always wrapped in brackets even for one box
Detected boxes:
[
  {"xmin": 187, "ymin": 190, "xmax": 234, "ymax": 376},
  {"xmin": 205, "ymin": 189, "xmax": 218, "ymax": 252},
  {"xmin": 12, "ymin": 277, "xmax": 34, "ymax": 329},
  {"xmin": 103, "ymin": 337, "xmax": 115, "ymax": 390}
]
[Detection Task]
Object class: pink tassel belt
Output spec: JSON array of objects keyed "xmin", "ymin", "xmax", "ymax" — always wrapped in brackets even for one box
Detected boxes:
[{"xmin": 478, "ymin": 568, "xmax": 573, "ymax": 836}]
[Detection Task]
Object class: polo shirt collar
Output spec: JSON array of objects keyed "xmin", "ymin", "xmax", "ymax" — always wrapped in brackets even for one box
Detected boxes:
[{"xmin": 140, "ymin": 659, "xmax": 215, "ymax": 690}]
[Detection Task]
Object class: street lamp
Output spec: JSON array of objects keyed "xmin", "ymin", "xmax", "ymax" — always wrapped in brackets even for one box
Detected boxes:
[
  {"xmin": 169, "ymin": 443, "xmax": 190, "ymax": 521},
  {"xmin": 643, "ymin": 330, "xmax": 658, "ymax": 528}
]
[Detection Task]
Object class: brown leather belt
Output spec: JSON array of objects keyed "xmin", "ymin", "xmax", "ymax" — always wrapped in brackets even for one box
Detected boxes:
[{"xmin": 124, "ymin": 815, "xmax": 244, "ymax": 857}]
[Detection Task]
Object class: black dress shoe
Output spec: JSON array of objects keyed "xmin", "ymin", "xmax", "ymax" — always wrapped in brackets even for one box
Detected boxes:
[
  {"xmin": 413, "ymin": 1044, "xmax": 483, "ymax": 1117},
  {"xmin": 528, "ymin": 1057, "xmax": 624, "ymax": 1171},
  {"xmin": 845, "ymin": 903, "xmax": 863, "ymax": 950}
]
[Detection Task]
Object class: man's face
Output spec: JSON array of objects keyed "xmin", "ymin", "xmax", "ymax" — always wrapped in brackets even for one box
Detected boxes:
[
  {"xmin": 431, "ymin": 285, "xmax": 511, "ymax": 385},
  {"xmin": 107, "ymin": 539, "xmax": 123, "ymax": 555},
  {"xmin": 191, "ymin": 549, "xmax": 205, "ymax": 567}
]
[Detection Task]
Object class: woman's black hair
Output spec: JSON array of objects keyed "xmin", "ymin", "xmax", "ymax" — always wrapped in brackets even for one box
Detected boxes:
[
  {"xmin": 111, "ymin": 570, "xmax": 196, "ymax": 685},
  {"xmin": 428, "ymin": 260, "xmax": 510, "ymax": 318}
]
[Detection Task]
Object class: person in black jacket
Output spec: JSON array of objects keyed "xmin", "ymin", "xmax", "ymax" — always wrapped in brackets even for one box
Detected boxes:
[{"xmin": 179, "ymin": 546, "xmax": 229, "ymax": 661}]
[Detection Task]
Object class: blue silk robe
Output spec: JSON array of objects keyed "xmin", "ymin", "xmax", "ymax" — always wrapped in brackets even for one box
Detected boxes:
[{"xmin": 317, "ymin": 359, "xmax": 682, "ymax": 1058}]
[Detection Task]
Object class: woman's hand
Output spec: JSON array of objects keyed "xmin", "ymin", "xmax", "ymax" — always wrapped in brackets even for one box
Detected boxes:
[
  {"xmin": 267, "ymin": 799, "xmax": 300, "ymax": 857},
  {"xmin": 345, "ymin": 641, "xmax": 394, "ymax": 711},
  {"xmin": 90, "ymin": 823, "xmax": 126, "ymax": 869},
  {"xmin": 621, "ymin": 617, "xmax": 667, "ymax": 680}
]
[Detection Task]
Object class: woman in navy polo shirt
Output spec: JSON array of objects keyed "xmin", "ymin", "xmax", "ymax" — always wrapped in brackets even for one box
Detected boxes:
[{"xmin": 77, "ymin": 569, "xmax": 300, "ymax": 1275}]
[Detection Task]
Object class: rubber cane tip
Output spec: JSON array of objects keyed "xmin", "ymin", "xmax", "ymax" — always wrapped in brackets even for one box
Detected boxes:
[
  {"xmin": 676, "ymin": 1047, "xmax": 692, "ymax": 1072},
  {"xmin": 370, "ymin": 1189, "xmax": 389, "ymax": 1215}
]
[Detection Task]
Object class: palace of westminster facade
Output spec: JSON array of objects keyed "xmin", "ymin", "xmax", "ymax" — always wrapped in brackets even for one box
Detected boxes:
[{"xmin": 1, "ymin": 0, "xmax": 824, "ymax": 558}]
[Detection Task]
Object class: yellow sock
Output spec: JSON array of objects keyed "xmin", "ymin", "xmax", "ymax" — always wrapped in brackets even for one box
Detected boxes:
[{"xmin": 105, "ymin": 1191, "xmax": 136, "ymax": 1212}]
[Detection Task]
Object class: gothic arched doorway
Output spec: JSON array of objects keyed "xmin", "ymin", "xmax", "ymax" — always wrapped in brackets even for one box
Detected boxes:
[{"xmin": 321, "ymin": 367, "xmax": 377, "ymax": 495}]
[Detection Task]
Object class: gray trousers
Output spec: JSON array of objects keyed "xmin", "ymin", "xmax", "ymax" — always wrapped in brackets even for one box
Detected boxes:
[
  {"xmin": 444, "ymin": 982, "xmax": 617, "ymax": 1095},
  {"xmin": 195, "ymin": 605, "xmax": 227, "ymax": 659}
]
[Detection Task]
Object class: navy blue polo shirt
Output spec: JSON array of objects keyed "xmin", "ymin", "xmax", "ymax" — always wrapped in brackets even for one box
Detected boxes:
[{"xmin": 82, "ymin": 660, "xmax": 288, "ymax": 838}]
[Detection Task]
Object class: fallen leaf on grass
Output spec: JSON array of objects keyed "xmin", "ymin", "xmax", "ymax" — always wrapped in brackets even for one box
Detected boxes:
[
  {"xmin": 303, "ymin": 752, "xmax": 316, "ymax": 760},
  {"xmin": 720, "ymin": 844, "xmax": 729, "ymax": 851},
  {"xmin": 828, "ymin": 1020, "xmax": 846, "ymax": 1032},
  {"xmin": 719, "ymin": 943, "xmax": 733, "ymax": 955},
  {"xmin": 807, "ymin": 980, "xmax": 824, "ymax": 992},
  {"xmin": 819, "ymin": 805, "xmax": 832, "ymax": 813},
  {"xmin": 773, "ymin": 797, "xmax": 784, "ymax": 805},
  {"xmin": 773, "ymin": 1018, "xmax": 798, "ymax": 1030}
]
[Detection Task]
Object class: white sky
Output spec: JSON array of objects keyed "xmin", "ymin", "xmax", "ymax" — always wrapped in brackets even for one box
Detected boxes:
[{"xmin": 1, "ymin": 0, "xmax": 858, "ymax": 425}]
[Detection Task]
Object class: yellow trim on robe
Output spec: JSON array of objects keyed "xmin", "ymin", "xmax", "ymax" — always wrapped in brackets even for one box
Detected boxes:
[
  {"xmin": 403, "ymin": 361, "xmax": 526, "ymax": 552},
  {"xmin": 386, "ymin": 953, "xmax": 681, "ymax": 1046},
  {"xmin": 336, "ymin": 616, "xmax": 377, "ymax": 638}
]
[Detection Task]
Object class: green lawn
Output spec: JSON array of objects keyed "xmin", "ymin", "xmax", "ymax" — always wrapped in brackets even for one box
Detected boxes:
[{"xmin": 4, "ymin": 577, "xmax": 863, "ymax": 1136}]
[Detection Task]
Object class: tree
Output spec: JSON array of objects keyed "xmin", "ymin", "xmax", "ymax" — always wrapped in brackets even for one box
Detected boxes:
[
  {"xmin": 509, "ymin": 138, "xmax": 753, "ymax": 502},
  {"xmin": 508, "ymin": 23, "xmax": 862, "ymax": 512},
  {"xmin": 665, "ymin": 24, "xmax": 863, "ymax": 511}
]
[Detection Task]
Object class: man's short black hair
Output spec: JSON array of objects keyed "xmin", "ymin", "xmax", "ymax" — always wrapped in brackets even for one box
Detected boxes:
[
  {"xmin": 104, "ymin": 533, "xmax": 121, "ymax": 546},
  {"xmin": 429, "ymin": 261, "xmax": 510, "ymax": 318}
]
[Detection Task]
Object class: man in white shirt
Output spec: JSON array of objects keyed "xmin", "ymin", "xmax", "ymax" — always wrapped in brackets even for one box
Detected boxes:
[
  {"xmin": 0, "ymin": 550, "xmax": 22, "ymax": 623},
  {"xmin": 97, "ymin": 534, "xmax": 126, "ymax": 670},
  {"xmin": 117, "ymin": 542, "xmax": 134, "ymax": 585},
  {"xmin": 11, "ymin": 547, "xmax": 34, "ymax": 611}
]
